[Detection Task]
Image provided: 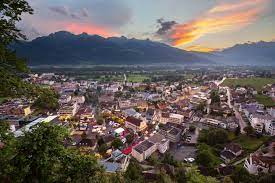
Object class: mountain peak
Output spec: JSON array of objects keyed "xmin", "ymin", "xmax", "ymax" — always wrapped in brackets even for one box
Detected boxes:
[{"xmin": 11, "ymin": 30, "xmax": 207, "ymax": 66}]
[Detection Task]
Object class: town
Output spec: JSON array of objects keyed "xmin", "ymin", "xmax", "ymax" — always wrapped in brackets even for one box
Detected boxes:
[{"xmin": 1, "ymin": 66, "xmax": 274, "ymax": 181}]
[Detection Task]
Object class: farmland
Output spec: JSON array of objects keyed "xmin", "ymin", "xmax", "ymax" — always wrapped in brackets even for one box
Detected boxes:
[{"xmin": 221, "ymin": 78, "xmax": 275, "ymax": 91}]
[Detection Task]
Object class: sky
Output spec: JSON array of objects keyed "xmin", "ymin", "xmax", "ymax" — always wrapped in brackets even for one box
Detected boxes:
[{"xmin": 19, "ymin": 0, "xmax": 275, "ymax": 52}]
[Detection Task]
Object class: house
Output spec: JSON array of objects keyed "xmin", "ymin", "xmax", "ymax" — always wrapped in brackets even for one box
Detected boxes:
[
  {"xmin": 220, "ymin": 143, "xmax": 243, "ymax": 163},
  {"xmin": 244, "ymin": 141, "xmax": 275, "ymax": 175},
  {"xmin": 148, "ymin": 133, "xmax": 169, "ymax": 154},
  {"xmin": 132, "ymin": 140, "xmax": 156, "ymax": 162},
  {"xmin": 136, "ymin": 100, "xmax": 148, "ymax": 110},
  {"xmin": 77, "ymin": 138, "xmax": 97, "ymax": 151},
  {"xmin": 119, "ymin": 100, "xmax": 137, "ymax": 109},
  {"xmin": 71, "ymin": 95, "xmax": 85, "ymax": 104},
  {"xmin": 217, "ymin": 164, "xmax": 235, "ymax": 176},
  {"xmin": 58, "ymin": 102, "xmax": 79, "ymax": 117},
  {"xmin": 159, "ymin": 112, "xmax": 184, "ymax": 125},
  {"xmin": 159, "ymin": 123, "xmax": 182, "ymax": 143},
  {"xmin": 100, "ymin": 149, "xmax": 130, "ymax": 173},
  {"xmin": 249, "ymin": 113, "xmax": 273, "ymax": 133},
  {"xmin": 125, "ymin": 116, "xmax": 147, "ymax": 132},
  {"xmin": 146, "ymin": 108, "xmax": 156, "ymax": 121},
  {"xmin": 265, "ymin": 120, "xmax": 275, "ymax": 136}
]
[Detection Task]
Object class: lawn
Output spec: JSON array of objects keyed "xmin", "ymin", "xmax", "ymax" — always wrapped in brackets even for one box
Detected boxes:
[
  {"xmin": 0, "ymin": 97, "xmax": 7, "ymax": 104},
  {"xmin": 127, "ymin": 74, "xmax": 150, "ymax": 82},
  {"xmin": 255, "ymin": 94, "xmax": 275, "ymax": 107},
  {"xmin": 221, "ymin": 78, "xmax": 275, "ymax": 91},
  {"xmin": 233, "ymin": 135, "xmax": 269, "ymax": 152}
]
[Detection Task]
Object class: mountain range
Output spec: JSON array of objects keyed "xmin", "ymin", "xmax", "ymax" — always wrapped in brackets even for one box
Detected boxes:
[{"xmin": 10, "ymin": 31, "xmax": 275, "ymax": 66}]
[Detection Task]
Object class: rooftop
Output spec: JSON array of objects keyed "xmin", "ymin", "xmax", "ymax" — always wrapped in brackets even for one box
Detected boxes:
[{"xmin": 133, "ymin": 140, "xmax": 155, "ymax": 154}]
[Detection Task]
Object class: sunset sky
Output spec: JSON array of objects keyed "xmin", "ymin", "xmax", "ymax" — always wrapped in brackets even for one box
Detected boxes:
[{"xmin": 20, "ymin": 0, "xmax": 275, "ymax": 52}]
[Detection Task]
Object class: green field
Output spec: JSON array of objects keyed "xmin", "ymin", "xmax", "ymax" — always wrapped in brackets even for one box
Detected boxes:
[
  {"xmin": 127, "ymin": 74, "xmax": 150, "ymax": 82},
  {"xmin": 0, "ymin": 97, "xmax": 7, "ymax": 104},
  {"xmin": 221, "ymin": 78, "xmax": 275, "ymax": 91},
  {"xmin": 255, "ymin": 94, "xmax": 275, "ymax": 107},
  {"xmin": 233, "ymin": 135, "xmax": 269, "ymax": 152}
]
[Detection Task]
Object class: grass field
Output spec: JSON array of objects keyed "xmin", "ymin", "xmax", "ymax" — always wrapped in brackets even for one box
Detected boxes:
[
  {"xmin": 221, "ymin": 78, "xmax": 275, "ymax": 91},
  {"xmin": 233, "ymin": 135, "xmax": 269, "ymax": 152},
  {"xmin": 127, "ymin": 74, "xmax": 150, "ymax": 82},
  {"xmin": 255, "ymin": 94, "xmax": 275, "ymax": 107},
  {"xmin": 0, "ymin": 97, "xmax": 7, "ymax": 104}
]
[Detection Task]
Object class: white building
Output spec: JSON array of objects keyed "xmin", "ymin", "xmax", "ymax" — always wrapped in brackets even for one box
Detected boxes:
[{"xmin": 265, "ymin": 120, "xmax": 275, "ymax": 136}]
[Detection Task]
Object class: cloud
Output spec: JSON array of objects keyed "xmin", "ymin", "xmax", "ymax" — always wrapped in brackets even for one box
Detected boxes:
[
  {"xmin": 49, "ymin": 6, "xmax": 69, "ymax": 16},
  {"xmin": 21, "ymin": 0, "xmax": 132, "ymax": 39},
  {"xmin": 65, "ymin": 22, "xmax": 116, "ymax": 37},
  {"xmin": 209, "ymin": 0, "xmax": 265, "ymax": 13},
  {"xmin": 80, "ymin": 8, "xmax": 89, "ymax": 17},
  {"xmin": 88, "ymin": 0, "xmax": 132, "ymax": 28},
  {"xmin": 158, "ymin": 0, "xmax": 270, "ymax": 46},
  {"xmin": 70, "ymin": 13, "xmax": 80, "ymax": 19},
  {"xmin": 185, "ymin": 45, "xmax": 218, "ymax": 52},
  {"xmin": 156, "ymin": 18, "xmax": 177, "ymax": 35}
]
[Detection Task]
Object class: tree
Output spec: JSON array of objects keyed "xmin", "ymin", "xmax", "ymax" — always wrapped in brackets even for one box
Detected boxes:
[
  {"xmin": 126, "ymin": 133, "xmax": 134, "ymax": 144},
  {"xmin": 33, "ymin": 89, "xmax": 59, "ymax": 111},
  {"xmin": 196, "ymin": 102, "xmax": 206, "ymax": 113},
  {"xmin": 207, "ymin": 129, "xmax": 228, "ymax": 146},
  {"xmin": 258, "ymin": 173, "xmax": 275, "ymax": 183},
  {"xmin": 196, "ymin": 149, "xmax": 215, "ymax": 168},
  {"xmin": 98, "ymin": 144, "xmax": 108, "ymax": 155},
  {"xmin": 244, "ymin": 126, "xmax": 255, "ymax": 135},
  {"xmin": 186, "ymin": 167, "xmax": 218, "ymax": 183},
  {"xmin": 124, "ymin": 161, "xmax": 144, "ymax": 183},
  {"xmin": 235, "ymin": 126, "xmax": 241, "ymax": 136},
  {"xmin": 231, "ymin": 166, "xmax": 257, "ymax": 183},
  {"xmin": 210, "ymin": 90, "xmax": 220, "ymax": 104},
  {"xmin": 0, "ymin": 0, "xmax": 33, "ymax": 45},
  {"xmin": 111, "ymin": 138, "xmax": 123, "ymax": 149},
  {"xmin": 175, "ymin": 167, "xmax": 187, "ymax": 183},
  {"xmin": 189, "ymin": 125, "xmax": 196, "ymax": 133},
  {"xmin": 162, "ymin": 153, "xmax": 178, "ymax": 167},
  {"xmin": 223, "ymin": 176, "xmax": 234, "ymax": 183},
  {"xmin": 0, "ymin": 123, "xmax": 105, "ymax": 182},
  {"xmin": 148, "ymin": 152, "xmax": 159, "ymax": 166}
]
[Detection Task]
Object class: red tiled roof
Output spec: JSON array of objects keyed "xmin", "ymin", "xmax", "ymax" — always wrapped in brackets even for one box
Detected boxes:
[{"xmin": 126, "ymin": 116, "xmax": 143, "ymax": 126}]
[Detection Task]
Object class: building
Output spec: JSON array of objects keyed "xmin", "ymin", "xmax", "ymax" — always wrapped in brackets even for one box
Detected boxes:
[
  {"xmin": 249, "ymin": 114, "xmax": 273, "ymax": 133},
  {"xmin": 220, "ymin": 143, "xmax": 243, "ymax": 163},
  {"xmin": 119, "ymin": 100, "xmax": 137, "ymax": 109},
  {"xmin": 131, "ymin": 132, "xmax": 169, "ymax": 162},
  {"xmin": 125, "ymin": 116, "xmax": 147, "ymax": 132},
  {"xmin": 132, "ymin": 140, "xmax": 156, "ymax": 162},
  {"xmin": 265, "ymin": 120, "xmax": 275, "ymax": 136},
  {"xmin": 100, "ymin": 150, "xmax": 130, "ymax": 173},
  {"xmin": 58, "ymin": 102, "xmax": 79, "ymax": 117},
  {"xmin": 158, "ymin": 113, "xmax": 184, "ymax": 125},
  {"xmin": 77, "ymin": 138, "xmax": 97, "ymax": 151},
  {"xmin": 148, "ymin": 133, "xmax": 169, "ymax": 154},
  {"xmin": 71, "ymin": 96, "xmax": 85, "ymax": 104},
  {"xmin": 244, "ymin": 142, "xmax": 275, "ymax": 175},
  {"xmin": 159, "ymin": 124, "xmax": 182, "ymax": 143}
]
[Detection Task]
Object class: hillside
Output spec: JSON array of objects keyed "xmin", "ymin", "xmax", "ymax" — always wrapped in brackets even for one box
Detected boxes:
[
  {"xmin": 11, "ymin": 31, "xmax": 209, "ymax": 66},
  {"xmin": 215, "ymin": 41, "xmax": 275, "ymax": 65}
]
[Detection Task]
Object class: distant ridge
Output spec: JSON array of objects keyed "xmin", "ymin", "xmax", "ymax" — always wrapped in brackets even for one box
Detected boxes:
[
  {"xmin": 213, "ymin": 41, "xmax": 275, "ymax": 65},
  {"xmin": 10, "ymin": 31, "xmax": 210, "ymax": 66}
]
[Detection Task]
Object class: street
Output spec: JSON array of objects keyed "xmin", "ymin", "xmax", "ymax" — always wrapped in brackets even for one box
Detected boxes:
[{"xmin": 226, "ymin": 87, "xmax": 247, "ymax": 134}]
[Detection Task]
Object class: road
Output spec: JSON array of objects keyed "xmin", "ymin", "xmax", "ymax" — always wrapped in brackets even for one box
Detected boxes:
[{"xmin": 226, "ymin": 87, "xmax": 247, "ymax": 134}]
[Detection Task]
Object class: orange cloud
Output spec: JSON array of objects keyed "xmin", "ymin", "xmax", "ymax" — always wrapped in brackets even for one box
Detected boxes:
[
  {"xmin": 169, "ymin": 0, "xmax": 269, "ymax": 46},
  {"xmin": 65, "ymin": 23, "xmax": 116, "ymax": 37},
  {"xmin": 209, "ymin": 0, "xmax": 267, "ymax": 13},
  {"xmin": 185, "ymin": 45, "xmax": 218, "ymax": 53}
]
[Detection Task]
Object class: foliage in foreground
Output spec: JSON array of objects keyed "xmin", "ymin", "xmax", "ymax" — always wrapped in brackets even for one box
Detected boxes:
[{"xmin": 0, "ymin": 122, "xmax": 106, "ymax": 183}]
